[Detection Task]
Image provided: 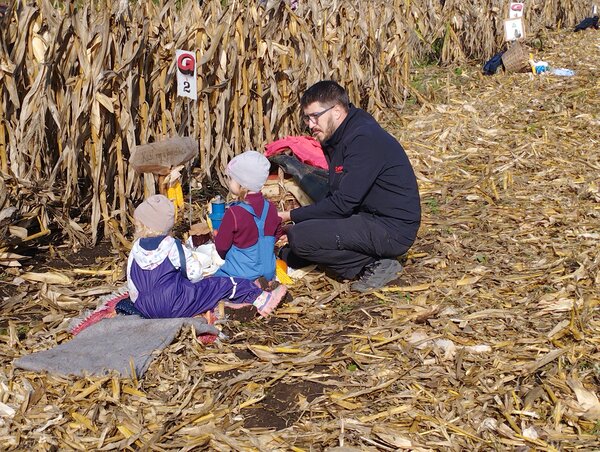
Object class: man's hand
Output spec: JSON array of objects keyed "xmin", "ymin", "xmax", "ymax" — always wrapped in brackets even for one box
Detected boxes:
[{"xmin": 278, "ymin": 210, "xmax": 292, "ymax": 223}]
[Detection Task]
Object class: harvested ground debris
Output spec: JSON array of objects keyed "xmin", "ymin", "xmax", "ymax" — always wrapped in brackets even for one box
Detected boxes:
[{"xmin": 1, "ymin": 30, "xmax": 599, "ymax": 450}]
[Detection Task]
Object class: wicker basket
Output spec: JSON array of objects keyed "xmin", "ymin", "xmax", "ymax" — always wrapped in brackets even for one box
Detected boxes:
[{"xmin": 502, "ymin": 41, "xmax": 531, "ymax": 73}]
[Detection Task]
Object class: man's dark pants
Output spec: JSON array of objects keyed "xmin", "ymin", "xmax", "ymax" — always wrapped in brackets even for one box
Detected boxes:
[{"xmin": 281, "ymin": 213, "xmax": 416, "ymax": 280}]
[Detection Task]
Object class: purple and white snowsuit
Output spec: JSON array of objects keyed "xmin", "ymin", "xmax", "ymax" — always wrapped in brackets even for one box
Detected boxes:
[{"xmin": 127, "ymin": 235, "xmax": 262, "ymax": 318}]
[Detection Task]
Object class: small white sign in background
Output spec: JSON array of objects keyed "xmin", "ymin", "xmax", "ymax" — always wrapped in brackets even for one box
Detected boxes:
[
  {"xmin": 504, "ymin": 18, "xmax": 525, "ymax": 41},
  {"xmin": 176, "ymin": 50, "xmax": 197, "ymax": 100}
]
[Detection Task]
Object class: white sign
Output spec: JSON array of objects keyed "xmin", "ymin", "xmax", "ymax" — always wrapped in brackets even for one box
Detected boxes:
[
  {"xmin": 509, "ymin": 2, "xmax": 525, "ymax": 19},
  {"xmin": 175, "ymin": 50, "xmax": 197, "ymax": 100},
  {"xmin": 504, "ymin": 18, "xmax": 525, "ymax": 41}
]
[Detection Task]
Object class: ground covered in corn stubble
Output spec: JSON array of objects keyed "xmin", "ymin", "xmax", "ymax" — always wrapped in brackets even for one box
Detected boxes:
[{"xmin": 1, "ymin": 30, "xmax": 599, "ymax": 451}]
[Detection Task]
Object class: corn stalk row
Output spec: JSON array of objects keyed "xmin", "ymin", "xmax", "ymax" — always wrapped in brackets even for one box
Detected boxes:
[{"xmin": 0, "ymin": 0, "xmax": 590, "ymax": 246}]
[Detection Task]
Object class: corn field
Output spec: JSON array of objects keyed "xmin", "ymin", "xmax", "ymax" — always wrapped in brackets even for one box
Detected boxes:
[{"xmin": 0, "ymin": 0, "xmax": 591, "ymax": 247}]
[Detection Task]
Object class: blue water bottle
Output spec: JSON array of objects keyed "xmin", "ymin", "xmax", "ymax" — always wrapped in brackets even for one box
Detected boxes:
[{"xmin": 209, "ymin": 196, "xmax": 226, "ymax": 232}]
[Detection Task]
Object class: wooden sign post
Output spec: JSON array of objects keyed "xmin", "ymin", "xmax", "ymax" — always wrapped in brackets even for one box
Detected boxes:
[
  {"xmin": 175, "ymin": 49, "xmax": 199, "ymax": 225},
  {"xmin": 505, "ymin": 1, "xmax": 526, "ymax": 42},
  {"xmin": 175, "ymin": 50, "xmax": 198, "ymax": 101}
]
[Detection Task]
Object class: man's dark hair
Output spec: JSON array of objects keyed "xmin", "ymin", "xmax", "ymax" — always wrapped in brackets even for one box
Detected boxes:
[{"xmin": 300, "ymin": 80, "xmax": 350, "ymax": 111}]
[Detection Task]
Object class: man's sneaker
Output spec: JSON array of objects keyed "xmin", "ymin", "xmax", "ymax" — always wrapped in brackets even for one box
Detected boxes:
[
  {"xmin": 351, "ymin": 259, "xmax": 403, "ymax": 293},
  {"xmin": 253, "ymin": 285, "xmax": 288, "ymax": 318}
]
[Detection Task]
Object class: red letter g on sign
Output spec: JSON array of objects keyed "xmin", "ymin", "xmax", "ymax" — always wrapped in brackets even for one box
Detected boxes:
[{"xmin": 177, "ymin": 53, "xmax": 195, "ymax": 75}]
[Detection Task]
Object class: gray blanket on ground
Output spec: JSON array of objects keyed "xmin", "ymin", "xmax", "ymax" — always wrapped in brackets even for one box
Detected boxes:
[{"xmin": 13, "ymin": 316, "xmax": 219, "ymax": 378}]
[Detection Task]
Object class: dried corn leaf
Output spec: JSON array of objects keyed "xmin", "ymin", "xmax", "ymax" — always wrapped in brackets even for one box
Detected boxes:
[{"xmin": 20, "ymin": 272, "xmax": 72, "ymax": 285}]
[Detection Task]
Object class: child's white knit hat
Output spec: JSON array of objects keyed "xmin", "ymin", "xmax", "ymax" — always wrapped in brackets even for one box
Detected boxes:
[
  {"xmin": 226, "ymin": 150, "xmax": 270, "ymax": 192},
  {"xmin": 134, "ymin": 194, "xmax": 175, "ymax": 235}
]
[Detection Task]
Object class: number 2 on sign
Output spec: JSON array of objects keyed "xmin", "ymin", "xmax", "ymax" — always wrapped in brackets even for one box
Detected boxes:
[{"xmin": 183, "ymin": 81, "xmax": 190, "ymax": 93}]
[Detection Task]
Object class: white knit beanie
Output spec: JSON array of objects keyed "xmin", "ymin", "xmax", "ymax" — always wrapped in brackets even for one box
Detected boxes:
[
  {"xmin": 226, "ymin": 151, "xmax": 270, "ymax": 192},
  {"xmin": 134, "ymin": 194, "xmax": 175, "ymax": 235}
]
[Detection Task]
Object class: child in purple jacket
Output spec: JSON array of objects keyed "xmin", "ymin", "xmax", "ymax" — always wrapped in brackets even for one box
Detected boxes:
[
  {"xmin": 127, "ymin": 194, "xmax": 286, "ymax": 318},
  {"xmin": 214, "ymin": 151, "xmax": 283, "ymax": 281}
]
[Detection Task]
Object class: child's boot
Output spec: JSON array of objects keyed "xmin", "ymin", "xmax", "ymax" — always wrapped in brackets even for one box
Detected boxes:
[{"xmin": 253, "ymin": 285, "xmax": 287, "ymax": 317}]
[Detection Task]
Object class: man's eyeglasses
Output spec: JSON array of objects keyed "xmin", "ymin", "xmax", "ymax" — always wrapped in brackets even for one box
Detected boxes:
[{"xmin": 302, "ymin": 105, "xmax": 334, "ymax": 125}]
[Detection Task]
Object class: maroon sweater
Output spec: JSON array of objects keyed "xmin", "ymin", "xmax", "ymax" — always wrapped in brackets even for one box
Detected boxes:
[{"xmin": 214, "ymin": 193, "xmax": 283, "ymax": 259}]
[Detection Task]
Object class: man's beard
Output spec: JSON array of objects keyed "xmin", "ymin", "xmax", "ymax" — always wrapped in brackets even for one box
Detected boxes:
[{"xmin": 313, "ymin": 117, "xmax": 335, "ymax": 143}]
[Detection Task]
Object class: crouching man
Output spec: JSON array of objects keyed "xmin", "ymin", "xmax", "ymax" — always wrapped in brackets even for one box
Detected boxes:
[{"xmin": 278, "ymin": 80, "xmax": 421, "ymax": 292}]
